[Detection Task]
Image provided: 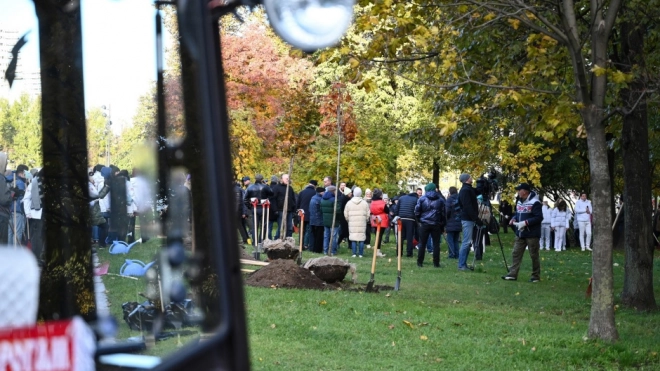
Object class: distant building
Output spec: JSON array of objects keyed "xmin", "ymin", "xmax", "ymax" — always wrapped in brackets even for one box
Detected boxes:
[{"xmin": 0, "ymin": 28, "xmax": 40, "ymax": 97}]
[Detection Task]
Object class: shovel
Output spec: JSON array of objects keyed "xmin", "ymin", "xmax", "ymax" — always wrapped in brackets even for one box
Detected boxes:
[
  {"xmin": 395, "ymin": 218, "xmax": 402, "ymax": 291},
  {"xmin": 251, "ymin": 198, "xmax": 259, "ymax": 260},
  {"xmin": 366, "ymin": 216, "xmax": 382, "ymax": 292},
  {"xmin": 297, "ymin": 209, "xmax": 305, "ymax": 265}
]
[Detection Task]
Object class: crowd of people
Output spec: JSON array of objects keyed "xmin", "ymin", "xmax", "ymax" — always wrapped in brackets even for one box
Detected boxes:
[{"xmin": 233, "ymin": 171, "xmax": 605, "ymax": 281}]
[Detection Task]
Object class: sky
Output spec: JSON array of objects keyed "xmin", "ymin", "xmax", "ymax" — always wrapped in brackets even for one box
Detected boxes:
[{"xmin": 0, "ymin": 0, "xmax": 162, "ymax": 133}]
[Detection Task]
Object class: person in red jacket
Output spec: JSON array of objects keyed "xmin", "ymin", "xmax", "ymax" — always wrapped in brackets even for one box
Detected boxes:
[{"xmin": 370, "ymin": 188, "xmax": 388, "ymax": 257}]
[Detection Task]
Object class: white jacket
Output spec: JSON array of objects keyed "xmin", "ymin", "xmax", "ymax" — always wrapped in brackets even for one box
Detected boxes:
[
  {"xmin": 551, "ymin": 208, "xmax": 571, "ymax": 229},
  {"xmin": 575, "ymin": 199, "xmax": 592, "ymax": 222},
  {"xmin": 22, "ymin": 179, "xmax": 42, "ymax": 220},
  {"xmin": 542, "ymin": 205, "xmax": 553, "ymax": 224}
]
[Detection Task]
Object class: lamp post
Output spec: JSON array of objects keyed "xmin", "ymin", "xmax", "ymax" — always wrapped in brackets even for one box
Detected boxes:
[{"xmin": 101, "ymin": 105, "xmax": 112, "ymax": 166}]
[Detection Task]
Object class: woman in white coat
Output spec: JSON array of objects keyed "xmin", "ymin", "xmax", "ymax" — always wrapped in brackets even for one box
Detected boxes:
[
  {"xmin": 574, "ymin": 192, "xmax": 593, "ymax": 251},
  {"xmin": 343, "ymin": 187, "xmax": 370, "ymax": 258},
  {"xmin": 551, "ymin": 199, "xmax": 571, "ymax": 252}
]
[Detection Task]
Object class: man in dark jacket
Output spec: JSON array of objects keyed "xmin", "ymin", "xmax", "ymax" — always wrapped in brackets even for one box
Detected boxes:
[
  {"xmin": 445, "ymin": 186, "xmax": 461, "ymax": 259},
  {"xmin": 234, "ymin": 181, "xmax": 249, "ymax": 244},
  {"xmin": 499, "ymin": 200, "xmax": 513, "ymax": 233},
  {"xmin": 320, "ymin": 185, "xmax": 341, "ymax": 255},
  {"xmin": 502, "ymin": 183, "xmax": 544, "ymax": 282},
  {"xmin": 272, "ymin": 173, "xmax": 296, "ymax": 239},
  {"xmin": 244, "ymin": 174, "xmax": 274, "ymax": 244},
  {"xmin": 308, "ymin": 187, "xmax": 325, "ymax": 253},
  {"xmin": 397, "ymin": 190, "xmax": 419, "ymax": 257},
  {"xmin": 0, "ymin": 152, "xmax": 11, "ymax": 245},
  {"xmin": 297, "ymin": 180, "xmax": 317, "ymax": 249},
  {"xmin": 414, "ymin": 183, "xmax": 446, "ymax": 267},
  {"xmin": 458, "ymin": 173, "xmax": 480, "ymax": 270}
]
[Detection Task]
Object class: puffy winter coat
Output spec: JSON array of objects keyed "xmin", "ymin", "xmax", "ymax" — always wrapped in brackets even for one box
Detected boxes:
[
  {"xmin": 445, "ymin": 193, "xmax": 462, "ymax": 232},
  {"xmin": 551, "ymin": 208, "xmax": 571, "ymax": 229},
  {"xmin": 575, "ymin": 199, "xmax": 592, "ymax": 222},
  {"xmin": 344, "ymin": 197, "xmax": 370, "ymax": 241},
  {"xmin": 370, "ymin": 198, "xmax": 389, "ymax": 228},
  {"xmin": 309, "ymin": 193, "xmax": 323, "ymax": 226},
  {"xmin": 397, "ymin": 193, "xmax": 418, "ymax": 219},
  {"xmin": 542, "ymin": 205, "xmax": 553, "ymax": 224},
  {"xmin": 414, "ymin": 190, "xmax": 446, "ymax": 227},
  {"xmin": 513, "ymin": 191, "xmax": 543, "ymax": 238},
  {"xmin": 297, "ymin": 185, "xmax": 316, "ymax": 216},
  {"xmin": 320, "ymin": 192, "xmax": 341, "ymax": 228},
  {"xmin": 244, "ymin": 182, "xmax": 274, "ymax": 211}
]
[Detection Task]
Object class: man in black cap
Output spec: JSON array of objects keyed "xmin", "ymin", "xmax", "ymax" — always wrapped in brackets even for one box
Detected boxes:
[
  {"xmin": 242, "ymin": 176, "xmax": 251, "ymax": 189},
  {"xmin": 297, "ymin": 180, "xmax": 318, "ymax": 249},
  {"xmin": 502, "ymin": 183, "xmax": 543, "ymax": 282}
]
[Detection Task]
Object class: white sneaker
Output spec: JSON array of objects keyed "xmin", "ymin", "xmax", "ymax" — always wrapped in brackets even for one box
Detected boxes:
[
  {"xmin": 366, "ymin": 245, "xmax": 372, "ymax": 249},
  {"xmin": 377, "ymin": 251, "xmax": 386, "ymax": 257},
  {"xmin": 586, "ymin": 247, "xmax": 592, "ymax": 251},
  {"xmin": 359, "ymin": 255, "xmax": 363, "ymax": 258},
  {"xmin": 352, "ymin": 254, "xmax": 357, "ymax": 258}
]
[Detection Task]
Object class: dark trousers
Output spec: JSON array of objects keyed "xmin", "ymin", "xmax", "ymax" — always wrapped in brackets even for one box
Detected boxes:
[
  {"xmin": 365, "ymin": 223, "xmax": 372, "ymax": 245},
  {"xmin": 237, "ymin": 216, "xmax": 249, "ymax": 243},
  {"xmin": 402, "ymin": 219, "xmax": 416, "ymax": 256},
  {"xmin": 29, "ymin": 218, "xmax": 44, "ymax": 261},
  {"xmin": 0, "ymin": 214, "xmax": 8, "ymax": 245},
  {"xmin": 472, "ymin": 226, "xmax": 484, "ymax": 260},
  {"xmin": 127, "ymin": 215, "xmax": 136, "ymax": 243},
  {"xmin": 417, "ymin": 224, "xmax": 441, "ymax": 266},
  {"xmin": 312, "ymin": 225, "xmax": 324, "ymax": 253}
]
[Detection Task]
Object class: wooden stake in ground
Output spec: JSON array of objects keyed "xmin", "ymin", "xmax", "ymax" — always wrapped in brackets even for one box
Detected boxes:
[
  {"xmin": 279, "ymin": 157, "xmax": 294, "ymax": 240},
  {"xmin": 297, "ymin": 209, "xmax": 305, "ymax": 264}
]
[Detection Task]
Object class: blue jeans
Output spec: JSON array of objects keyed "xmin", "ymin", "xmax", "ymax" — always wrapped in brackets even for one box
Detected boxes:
[
  {"xmin": 446, "ymin": 231, "xmax": 460, "ymax": 258},
  {"xmin": 323, "ymin": 226, "xmax": 340, "ymax": 254},
  {"xmin": 8, "ymin": 213, "xmax": 26, "ymax": 246},
  {"xmin": 458, "ymin": 221, "xmax": 475, "ymax": 269},
  {"xmin": 274, "ymin": 211, "xmax": 294, "ymax": 240},
  {"xmin": 351, "ymin": 241, "xmax": 364, "ymax": 256}
]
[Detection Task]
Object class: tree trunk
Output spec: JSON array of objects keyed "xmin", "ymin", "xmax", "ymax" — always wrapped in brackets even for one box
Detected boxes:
[
  {"xmin": 582, "ymin": 107, "xmax": 618, "ymax": 341},
  {"xmin": 34, "ymin": 0, "xmax": 96, "ymax": 320},
  {"xmin": 619, "ymin": 19, "xmax": 656, "ymax": 311},
  {"xmin": 432, "ymin": 158, "xmax": 439, "ymax": 185}
]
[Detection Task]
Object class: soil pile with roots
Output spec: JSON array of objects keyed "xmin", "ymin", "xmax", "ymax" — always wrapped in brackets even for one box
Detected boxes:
[
  {"xmin": 263, "ymin": 237, "xmax": 299, "ymax": 261},
  {"xmin": 245, "ymin": 259, "xmax": 326, "ymax": 290}
]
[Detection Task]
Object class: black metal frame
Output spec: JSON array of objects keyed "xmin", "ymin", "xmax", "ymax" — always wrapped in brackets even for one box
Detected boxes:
[{"xmin": 38, "ymin": 0, "xmax": 250, "ymax": 369}]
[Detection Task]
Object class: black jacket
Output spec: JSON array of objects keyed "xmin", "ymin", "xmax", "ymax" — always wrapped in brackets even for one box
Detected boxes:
[
  {"xmin": 234, "ymin": 183, "xmax": 248, "ymax": 217},
  {"xmin": 445, "ymin": 193, "xmax": 462, "ymax": 232},
  {"xmin": 397, "ymin": 193, "xmax": 418, "ymax": 219},
  {"xmin": 458, "ymin": 183, "xmax": 479, "ymax": 222},
  {"xmin": 414, "ymin": 190, "xmax": 446, "ymax": 227},
  {"xmin": 244, "ymin": 181, "xmax": 274, "ymax": 211},
  {"xmin": 297, "ymin": 185, "xmax": 316, "ymax": 216},
  {"xmin": 272, "ymin": 183, "xmax": 296, "ymax": 212}
]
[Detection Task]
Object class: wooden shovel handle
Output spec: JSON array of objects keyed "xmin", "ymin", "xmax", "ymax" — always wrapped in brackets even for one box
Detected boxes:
[
  {"xmin": 397, "ymin": 219, "xmax": 402, "ymax": 271},
  {"xmin": 371, "ymin": 217, "xmax": 382, "ymax": 275}
]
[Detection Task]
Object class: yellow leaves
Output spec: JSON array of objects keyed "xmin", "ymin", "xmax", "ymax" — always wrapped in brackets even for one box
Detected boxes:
[
  {"xmin": 270, "ymin": 324, "xmax": 276, "ymax": 329},
  {"xmin": 486, "ymin": 75, "xmax": 498, "ymax": 85},
  {"xmin": 420, "ymin": 335, "xmax": 428, "ymax": 341},
  {"xmin": 349, "ymin": 57, "xmax": 360, "ymax": 69},
  {"xmin": 403, "ymin": 320, "xmax": 414, "ymax": 329},
  {"xmin": 319, "ymin": 300, "xmax": 327, "ymax": 305},
  {"xmin": 483, "ymin": 12, "xmax": 496, "ymax": 21},
  {"xmin": 591, "ymin": 65, "xmax": 607, "ymax": 77},
  {"xmin": 507, "ymin": 18, "xmax": 521, "ymax": 30},
  {"xmin": 611, "ymin": 70, "xmax": 633, "ymax": 84}
]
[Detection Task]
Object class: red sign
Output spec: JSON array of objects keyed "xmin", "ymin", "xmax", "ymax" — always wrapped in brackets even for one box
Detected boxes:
[{"xmin": 0, "ymin": 317, "xmax": 95, "ymax": 371}]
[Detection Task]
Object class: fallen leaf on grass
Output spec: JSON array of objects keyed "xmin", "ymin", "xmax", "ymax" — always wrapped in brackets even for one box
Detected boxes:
[
  {"xmin": 418, "ymin": 322, "xmax": 429, "ymax": 327},
  {"xmin": 392, "ymin": 341, "xmax": 395, "ymax": 346},
  {"xmin": 420, "ymin": 335, "xmax": 428, "ymax": 341},
  {"xmin": 531, "ymin": 347, "xmax": 536, "ymax": 351},
  {"xmin": 515, "ymin": 292, "xmax": 520, "ymax": 296},
  {"xmin": 613, "ymin": 263, "xmax": 619, "ymax": 267},
  {"xmin": 452, "ymin": 300, "xmax": 460, "ymax": 304},
  {"xmin": 403, "ymin": 320, "xmax": 414, "ymax": 329},
  {"xmin": 270, "ymin": 324, "xmax": 276, "ymax": 329},
  {"xmin": 388, "ymin": 324, "xmax": 395, "ymax": 330},
  {"xmin": 385, "ymin": 293, "xmax": 391, "ymax": 297},
  {"xmin": 319, "ymin": 300, "xmax": 327, "ymax": 305}
]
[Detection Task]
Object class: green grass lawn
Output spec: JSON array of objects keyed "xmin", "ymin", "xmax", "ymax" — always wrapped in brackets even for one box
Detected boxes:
[
  {"xmin": 246, "ymin": 231, "xmax": 660, "ymax": 370},
  {"xmin": 99, "ymin": 230, "xmax": 660, "ymax": 370}
]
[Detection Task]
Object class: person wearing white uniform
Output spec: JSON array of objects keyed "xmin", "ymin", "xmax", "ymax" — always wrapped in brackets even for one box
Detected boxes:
[
  {"xmin": 574, "ymin": 192, "xmax": 593, "ymax": 251},
  {"xmin": 540, "ymin": 201, "xmax": 553, "ymax": 250},
  {"xmin": 551, "ymin": 199, "xmax": 571, "ymax": 252}
]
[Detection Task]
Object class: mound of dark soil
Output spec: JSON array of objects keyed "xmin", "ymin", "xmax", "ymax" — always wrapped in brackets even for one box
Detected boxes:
[{"xmin": 245, "ymin": 259, "xmax": 326, "ymax": 290}]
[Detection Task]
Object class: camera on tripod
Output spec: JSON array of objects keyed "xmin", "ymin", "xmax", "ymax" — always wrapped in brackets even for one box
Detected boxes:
[{"xmin": 476, "ymin": 170, "xmax": 499, "ymax": 201}]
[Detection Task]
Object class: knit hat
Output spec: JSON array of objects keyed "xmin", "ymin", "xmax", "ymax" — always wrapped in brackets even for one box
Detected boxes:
[
  {"xmin": 353, "ymin": 187, "xmax": 362, "ymax": 197},
  {"xmin": 459, "ymin": 173, "xmax": 471, "ymax": 183},
  {"xmin": 425, "ymin": 183, "xmax": 436, "ymax": 192},
  {"xmin": 327, "ymin": 185, "xmax": 337, "ymax": 192},
  {"xmin": 309, "ymin": 180, "xmax": 318, "ymax": 186},
  {"xmin": 242, "ymin": 176, "xmax": 250, "ymax": 182}
]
